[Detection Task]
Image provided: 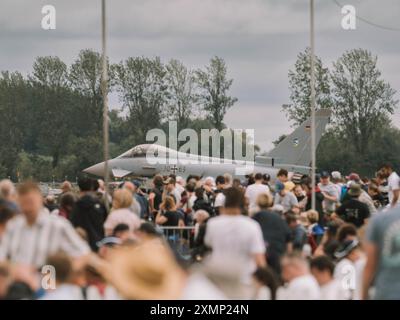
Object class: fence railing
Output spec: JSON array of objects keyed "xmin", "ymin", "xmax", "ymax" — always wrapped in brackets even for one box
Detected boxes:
[{"xmin": 158, "ymin": 226, "xmax": 195, "ymax": 259}]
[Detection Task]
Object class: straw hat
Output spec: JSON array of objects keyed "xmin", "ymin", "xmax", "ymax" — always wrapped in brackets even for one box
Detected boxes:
[
  {"xmin": 284, "ymin": 181, "xmax": 296, "ymax": 191},
  {"xmin": 105, "ymin": 241, "xmax": 185, "ymax": 300}
]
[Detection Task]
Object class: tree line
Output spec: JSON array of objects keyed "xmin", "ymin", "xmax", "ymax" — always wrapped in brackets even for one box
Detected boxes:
[
  {"xmin": 0, "ymin": 50, "xmax": 237, "ymax": 181},
  {"xmin": 284, "ymin": 48, "xmax": 399, "ymax": 176},
  {"xmin": 1, "ymin": 47, "xmax": 398, "ymax": 181}
]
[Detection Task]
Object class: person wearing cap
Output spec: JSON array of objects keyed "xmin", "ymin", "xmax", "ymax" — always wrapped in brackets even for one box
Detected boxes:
[
  {"xmin": 334, "ymin": 183, "xmax": 370, "ymax": 228},
  {"xmin": 97, "ymin": 236, "xmax": 123, "ymax": 259},
  {"xmin": 163, "ymin": 177, "xmax": 181, "ymax": 206},
  {"xmin": 318, "ymin": 171, "xmax": 340, "ymax": 214},
  {"xmin": 273, "ymin": 181, "xmax": 298, "ymax": 213},
  {"xmin": 379, "ymin": 164, "xmax": 400, "ymax": 208},
  {"xmin": 333, "ymin": 238, "xmax": 366, "ymax": 300}
]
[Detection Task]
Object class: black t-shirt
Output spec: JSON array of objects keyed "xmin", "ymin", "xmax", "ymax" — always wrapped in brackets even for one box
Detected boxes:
[
  {"xmin": 336, "ymin": 199, "xmax": 370, "ymax": 228},
  {"xmin": 252, "ymin": 210, "xmax": 292, "ymax": 256},
  {"xmin": 151, "ymin": 187, "xmax": 163, "ymax": 211},
  {"xmin": 162, "ymin": 210, "xmax": 181, "ymax": 227},
  {"xmin": 70, "ymin": 193, "xmax": 107, "ymax": 251}
]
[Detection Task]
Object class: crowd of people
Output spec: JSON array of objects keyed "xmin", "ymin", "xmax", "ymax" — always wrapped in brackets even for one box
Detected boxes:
[{"xmin": 0, "ymin": 163, "xmax": 400, "ymax": 300}]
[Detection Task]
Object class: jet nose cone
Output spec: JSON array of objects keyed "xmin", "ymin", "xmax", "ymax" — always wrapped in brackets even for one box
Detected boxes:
[{"xmin": 83, "ymin": 162, "xmax": 106, "ymax": 177}]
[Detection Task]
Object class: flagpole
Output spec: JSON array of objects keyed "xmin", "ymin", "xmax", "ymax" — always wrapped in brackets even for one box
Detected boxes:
[
  {"xmin": 101, "ymin": 0, "xmax": 110, "ymax": 209},
  {"xmin": 310, "ymin": 0, "xmax": 317, "ymax": 210}
]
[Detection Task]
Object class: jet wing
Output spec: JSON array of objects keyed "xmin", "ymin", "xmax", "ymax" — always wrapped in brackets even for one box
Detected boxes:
[{"xmin": 111, "ymin": 168, "xmax": 132, "ymax": 178}]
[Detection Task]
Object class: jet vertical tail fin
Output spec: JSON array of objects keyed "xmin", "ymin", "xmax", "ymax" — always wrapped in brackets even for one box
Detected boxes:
[{"xmin": 267, "ymin": 109, "xmax": 331, "ymax": 167}]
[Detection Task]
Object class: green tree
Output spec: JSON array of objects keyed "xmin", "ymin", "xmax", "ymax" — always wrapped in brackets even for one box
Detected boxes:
[
  {"xmin": 29, "ymin": 56, "xmax": 70, "ymax": 168},
  {"xmin": 165, "ymin": 59, "xmax": 198, "ymax": 130},
  {"xmin": 69, "ymin": 49, "xmax": 108, "ymax": 135},
  {"xmin": 196, "ymin": 56, "xmax": 237, "ymax": 131},
  {"xmin": 285, "ymin": 48, "xmax": 332, "ymax": 126},
  {"xmin": 113, "ymin": 57, "xmax": 168, "ymax": 143},
  {"xmin": 0, "ymin": 71, "xmax": 31, "ymax": 178},
  {"xmin": 331, "ymin": 49, "xmax": 398, "ymax": 155}
]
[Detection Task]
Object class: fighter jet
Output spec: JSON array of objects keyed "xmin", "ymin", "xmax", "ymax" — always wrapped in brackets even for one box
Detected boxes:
[{"xmin": 83, "ymin": 109, "xmax": 331, "ymax": 180}]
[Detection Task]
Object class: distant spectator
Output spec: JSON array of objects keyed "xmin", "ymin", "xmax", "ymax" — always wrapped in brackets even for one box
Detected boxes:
[{"xmin": 104, "ymin": 189, "xmax": 141, "ymax": 236}]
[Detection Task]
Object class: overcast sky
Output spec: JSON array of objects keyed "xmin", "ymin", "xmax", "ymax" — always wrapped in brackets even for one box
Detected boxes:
[{"xmin": 1, "ymin": 0, "xmax": 399, "ymax": 151}]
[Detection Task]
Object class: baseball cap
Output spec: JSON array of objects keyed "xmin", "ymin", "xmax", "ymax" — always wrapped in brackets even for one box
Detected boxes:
[
  {"xmin": 346, "ymin": 173, "xmax": 360, "ymax": 182},
  {"xmin": 132, "ymin": 180, "xmax": 141, "ymax": 189},
  {"xmin": 321, "ymin": 171, "xmax": 330, "ymax": 178},
  {"xmin": 96, "ymin": 237, "xmax": 122, "ymax": 248},
  {"xmin": 334, "ymin": 239, "xmax": 359, "ymax": 259}
]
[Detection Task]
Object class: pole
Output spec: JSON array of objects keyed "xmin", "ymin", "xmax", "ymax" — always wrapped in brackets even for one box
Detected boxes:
[
  {"xmin": 101, "ymin": 0, "xmax": 110, "ymax": 209},
  {"xmin": 310, "ymin": 0, "xmax": 316, "ymax": 210}
]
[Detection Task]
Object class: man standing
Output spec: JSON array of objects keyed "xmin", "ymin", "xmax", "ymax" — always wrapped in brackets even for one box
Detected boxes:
[
  {"xmin": 0, "ymin": 182, "xmax": 90, "ymax": 268},
  {"xmin": 204, "ymin": 187, "xmax": 266, "ymax": 285},
  {"xmin": 277, "ymin": 169, "xmax": 289, "ymax": 184},
  {"xmin": 253, "ymin": 193, "xmax": 292, "ymax": 274},
  {"xmin": 70, "ymin": 177, "xmax": 107, "ymax": 252},
  {"xmin": 379, "ymin": 164, "xmax": 400, "ymax": 208},
  {"xmin": 163, "ymin": 177, "xmax": 181, "ymax": 205},
  {"xmin": 212, "ymin": 175, "xmax": 226, "ymax": 216},
  {"xmin": 245, "ymin": 173, "xmax": 270, "ymax": 214},
  {"xmin": 273, "ymin": 181, "xmax": 298, "ymax": 212},
  {"xmin": 363, "ymin": 207, "xmax": 400, "ymax": 300},
  {"xmin": 319, "ymin": 172, "xmax": 340, "ymax": 214},
  {"xmin": 335, "ymin": 184, "xmax": 370, "ymax": 228}
]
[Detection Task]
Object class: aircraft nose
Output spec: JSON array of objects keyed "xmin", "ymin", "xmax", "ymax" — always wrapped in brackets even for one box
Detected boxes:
[{"xmin": 83, "ymin": 162, "xmax": 106, "ymax": 177}]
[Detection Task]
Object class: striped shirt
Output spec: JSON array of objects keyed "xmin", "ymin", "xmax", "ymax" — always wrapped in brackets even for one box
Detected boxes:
[{"xmin": 0, "ymin": 208, "xmax": 90, "ymax": 267}]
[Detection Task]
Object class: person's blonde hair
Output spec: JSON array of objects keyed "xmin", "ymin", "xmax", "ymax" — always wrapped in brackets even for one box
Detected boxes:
[
  {"xmin": 113, "ymin": 189, "xmax": 133, "ymax": 209},
  {"xmin": 306, "ymin": 210, "xmax": 319, "ymax": 224},
  {"xmin": 161, "ymin": 196, "xmax": 176, "ymax": 211},
  {"xmin": 256, "ymin": 193, "xmax": 273, "ymax": 209}
]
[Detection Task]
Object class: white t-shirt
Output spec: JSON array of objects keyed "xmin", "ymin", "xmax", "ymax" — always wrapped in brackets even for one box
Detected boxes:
[
  {"xmin": 277, "ymin": 274, "xmax": 320, "ymax": 300},
  {"xmin": 214, "ymin": 192, "xmax": 225, "ymax": 208},
  {"xmin": 204, "ymin": 215, "xmax": 266, "ymax": 284},
  {"xmin": 334, "ymin": 257, "xmax": 366, "ymax": 300},
  {"xmin": 245, "ymin": 183, "xmax": 270, "ymax": 212},
  {"xmin": 181, "ymin": 272, "xmax": 227, "ymax": 300},
  {"xmin": 320, "ymin": 279, "xmax": 349, "ymax": 300},
  {"xmin": 387, "ymin": 172, "xmax": 400, "ymax": 205}
]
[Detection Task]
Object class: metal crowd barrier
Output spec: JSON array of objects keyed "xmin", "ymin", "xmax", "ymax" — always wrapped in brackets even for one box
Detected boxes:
[{"xmin": 159, "ymin": 226, "xmax": 195, "ymax": 259}]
